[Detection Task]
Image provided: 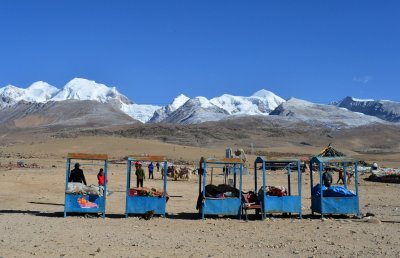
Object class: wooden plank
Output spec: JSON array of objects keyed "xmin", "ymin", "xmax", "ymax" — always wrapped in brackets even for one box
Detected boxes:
[
  {"xmin": 67, "ymin": 153, "xmax": 108, "ymax": 160},
  {"xmin": 200, "ymin": 157, "xmax": 242, "ymax": 164},
  {"xmin": 128, "ymin": 155, "xmax": 167, "ymax": 162}
]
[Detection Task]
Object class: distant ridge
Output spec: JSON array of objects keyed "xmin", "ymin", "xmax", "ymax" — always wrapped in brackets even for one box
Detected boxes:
[{"xmin": 1, "ymin": 78, "xmax": 399, "ymax": 126}]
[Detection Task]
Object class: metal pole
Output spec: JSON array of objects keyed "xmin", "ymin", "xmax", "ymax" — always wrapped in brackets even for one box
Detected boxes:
[
  {"xmin": 297, "ymin": 160, "xmax": 302, "ymax": 218},
  {"xmin": 202, "ymin": 161, "xmax": 207, "ymax": 220},
  {"xmin": 239, "ymin": 163, "xmax": 243, "ymax": 219},
  {"xmin": 287, "ymin": 163, "xmax": 292, "ymax": 196},
  {"xmin": 163, "ymin": 160, "xmax": 167, "ymax": 217},
  {"xmin": 355, "ymin": 161, "xmax": 360, "ymax": 217},
  {"xmin": 262, "ymin": 161, "xmax": 266, "ymax": 220},
  {"xmin": 64, "ymin": 159, "xmax": 71, "ymax": 218},
  {"xmin": 319, "ymin": 162, "xmax": 324, "ymax": 218},
  {"xmin": 343, "ymin": 162, "xmax": 347, "ymax": 188},
  {"xmin": 254, "ymin": 160, "xmax": 257, "ymax": 193},
  {"xmin": 125, "ymin": 159, "xmax": 131, "ymax": 218},
  {"xmin": 233, "ymin": 164, "xmax": 237, "ymax": 189},
  {"xmin": 198, "ymin": 161, "xmax": 202, "ymax": 196},
  {"xmin": 211, "ymin": 168, "xmax": 213, "ymax": 185},
  {"xmin": 103, "ymin": 159, "xmax": 108, "ymax": 218}
]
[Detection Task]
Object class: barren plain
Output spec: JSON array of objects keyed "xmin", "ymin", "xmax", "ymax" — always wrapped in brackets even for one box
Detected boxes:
[{"xmin": 0, "ymin": 130, "xmax": 400, "ymax": 257}]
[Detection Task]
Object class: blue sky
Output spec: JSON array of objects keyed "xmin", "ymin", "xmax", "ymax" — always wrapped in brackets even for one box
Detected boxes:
[{"xmin": 1, "ymin": 1, "xmax": 399, "ymax": 105}]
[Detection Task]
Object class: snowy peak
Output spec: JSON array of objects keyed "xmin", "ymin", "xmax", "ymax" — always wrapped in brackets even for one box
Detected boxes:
[
  {"xmin": 0, "ymin": 85, "xmax": 25, "ymax": 99},
  {"xmin": 148, "ymin": 94, "xmax": 189, "ymax": 123},
  {"xmin": 52, "ymin": 78, "xmax": 133, "ymax": 105},
  {"xmin": 162, "ymin": 96, "xmax": 229, "ymax": 124},
  {"xmin": 210, "ymin": 89, "xmax": 285, "ymax": 115},
  {"xmin": 0, "ymin": 82, "xmax": 58, "ymax": 108},
  {"xmin": 170, "ymin": 94, "xmax": 190, "ymax": 111},
  {"xmin": 270, "ymin": 97, "xmax": 384, "ymax": 127},
  {"xmin": 336, "ymin": 96, "xmax": 400, "ymax": 122},
  {"xmin": 25, "ymin": 81, "xmax": 59, "ymax": 102},
  {"xmin": 252, "ymin": 89, "xmax": 283, "ymax": 100},
  {"xmin": 191, "ymin": 96, "xmax": 215, "ymax": 108}
]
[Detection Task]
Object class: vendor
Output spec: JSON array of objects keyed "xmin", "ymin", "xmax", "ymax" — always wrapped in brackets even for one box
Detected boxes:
[
  {"xmin": 68, "ymin": 163, "xmax": 87, "ymax": 185},
  {"xmin": 136, "ymin": 163, "xmax": 145, "ymax": 188},
  {"xmin": 322, "ymin": 167, "xmax": 333, "ymax": 188}
]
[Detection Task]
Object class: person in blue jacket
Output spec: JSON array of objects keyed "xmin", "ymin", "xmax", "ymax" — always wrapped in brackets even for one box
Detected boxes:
[{"xmin": 148, "ymin": 162, "xmax": 154, "ymax": 179}]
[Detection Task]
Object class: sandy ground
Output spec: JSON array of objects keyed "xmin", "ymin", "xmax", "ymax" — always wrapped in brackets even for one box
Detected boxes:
[{"xmin": 1, "ymin": 136, "xmax": 400, "ymax": 257}]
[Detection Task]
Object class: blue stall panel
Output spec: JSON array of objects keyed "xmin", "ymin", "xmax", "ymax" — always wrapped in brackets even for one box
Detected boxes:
[
  {"xmin": 126, "ymin": 196, "xmax": 166, "ymax": 215},
  {"xmin": 64, "ymin": 194, "xmax": 105, "ymax": 214},
  {"xmin": 263, "ymin": 196, "xmax": 302, "ymax": 213},
  {"xmin": 202, "ymin": 198, "xmax": 241, "ymax": 216},
  {"xmin": 311, "ymin": 196, "xmax": 359, "ymax": 214}
]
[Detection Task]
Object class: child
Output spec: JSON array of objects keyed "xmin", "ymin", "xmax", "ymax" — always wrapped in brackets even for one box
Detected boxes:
[
  {"xmin": 97, "ymin": 168, "xmax": 108, "ymax": 196},
  {"xmin": 97, "ymin": 168, "xmax": 108, "ymax": 186}
]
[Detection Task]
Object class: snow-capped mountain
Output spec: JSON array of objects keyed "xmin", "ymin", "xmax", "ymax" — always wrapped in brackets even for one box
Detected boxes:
[
  {"xmin": 210, "ymin": 89, "xmax": 284, "ymax": 115},
  {"xmin": 335, "ymin": 96, "xmax": 400, "ymax": 122},
  {"xmin": 2, "ymin": 77, "xmax": 399, "ymax": 127},
  {"xmin": 0, "ymin": 82, "xmax": 58, "ymax": 108},
  {"xmin": 0, "ymin": 78, "xmax": 161, "ymax": 123},
  {"xmin": 270, "ymin": 97, "xmax": 385, "ymax": 128},
  {"xmin": 120, "ymin": 103, "xmax": 161, "ymax": 123},
  {"xmin": 162, "ymin": 97, "xmax": 230, "ymax": 124},
  {"xmin": 148, "ymin": 94, "xmax": 190, "ymax": 123},
  {"xmin": 150, "ymin": 89, "xmax": 284, "ymax": 124},
  {"xmin": 0, "ymin": 100, "xmax": 136, "ymax": 130},
  {"xmin": 51, "ymin": 78, "xmax": 133, "ymax": 106}
]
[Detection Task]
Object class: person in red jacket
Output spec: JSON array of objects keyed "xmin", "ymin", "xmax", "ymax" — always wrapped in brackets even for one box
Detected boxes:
[{"xmin": 97, "ymin": 168, "xmax": 108, "ymax": 186}]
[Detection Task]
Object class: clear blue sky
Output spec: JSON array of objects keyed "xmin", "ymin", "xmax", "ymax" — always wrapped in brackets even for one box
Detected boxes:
[{"xmin": 1, "ymin": 0, "xmax": 399, "ymax": 105}]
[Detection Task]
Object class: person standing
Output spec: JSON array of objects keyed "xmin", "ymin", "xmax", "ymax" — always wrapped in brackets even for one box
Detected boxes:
[
  {"xmin": 156, "ymin": 162, "xmax": 160, "ymax": 172},
  {"xmin": 322, "ymin": 168, "xmax": 333, "ymax": 188},
  {"xmin": 69, "ymin": 163, "xmax": 87, "ymax": 185},
  {"xmin": 97, "ymin": 168, "xmax": 108, "ymax": 186},
  {"xmin": 148, "ymin": 162, "xmax": 154, "ymax": 179},
  {"xmin": 135, "ymin": 163, "xmax": 145, "ymax": 188},
  {"xmin": 97, "ymin": 168, "xmax": 108, "ymax": 196}
]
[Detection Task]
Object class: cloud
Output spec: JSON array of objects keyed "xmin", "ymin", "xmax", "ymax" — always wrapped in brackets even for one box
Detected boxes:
[{"xmin": 353, "ymin": 75, "xmax": 372, "ymax": 84}]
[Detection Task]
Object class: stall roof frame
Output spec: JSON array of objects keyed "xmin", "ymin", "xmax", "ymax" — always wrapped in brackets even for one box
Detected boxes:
[{"xmin": 67, "ymin": 153, "xmax": 108, "ymax": 161}]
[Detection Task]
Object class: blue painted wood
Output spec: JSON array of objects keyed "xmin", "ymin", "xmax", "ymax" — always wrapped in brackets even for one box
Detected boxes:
[
  {"xmin": 309, "ymin": 156, "xmax": 360, "ymax": 217},
  {"xmin": 263, "ymin": 196, "xmax": 302, "ymax": 213},
  {"xmin": 64, "ymin": 158, "xmax": 108, "ymax": 217},
  {"xmin": 311, "ymin": 196, "xmax": 359, "ymax": 214},
  {"xmin": 254, "ymin": 157, "xmax": 302, "ymax": 218},
  {"xmin": 64, "ymin": 194, "xmax": 105, "ymax": 213},
  {"xmin": 199, "ymin": 159, "xmax": 243, "ymax": 219},
  {"xmin": 126, "ymin": 196, "xmax": 166, "ymax": 215},
  {"xmin": 125, "ymin": 158, "xmax": 168, "ymax": 217},
  {"xmin": 202, "ymin": 198, "xmax": 241, "ymax": 215}
]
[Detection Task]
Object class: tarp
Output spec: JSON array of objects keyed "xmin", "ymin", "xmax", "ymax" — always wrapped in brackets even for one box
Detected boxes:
[{"xmin": 312, "ymin": 184, "xmax": 355, "ymax": 197}]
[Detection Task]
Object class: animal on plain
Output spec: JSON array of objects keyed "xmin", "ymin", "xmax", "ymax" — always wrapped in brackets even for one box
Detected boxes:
[{"xmin": 141, "ymin": 210, "xmax": 155, "ymax": 220}]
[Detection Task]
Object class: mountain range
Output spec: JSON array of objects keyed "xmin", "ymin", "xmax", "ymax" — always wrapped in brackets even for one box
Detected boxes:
[{"xmin": 1, "ymin": 78, "xmax": 400, "ymax": 130}]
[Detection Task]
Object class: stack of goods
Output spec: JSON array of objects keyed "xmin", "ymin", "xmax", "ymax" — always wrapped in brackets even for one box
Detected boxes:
[
  {"xmin": 312, "ymin": 184, "xmax": 355, "ymax": 197},
  {"xmin": 129, "ymin": 187, "xmax": 169, "ymax": 201},
  {"xmin": 196, "ymin": 184, "xmax": 240, "ymax": 210},
  {"xmin": 258, "ymin": 186, "xmax": 288, "ymax": 197},
  {"xmin": 66, "ymin": 183, "xmax": 102, "ymax": 196},
  {"xmin": 203, "ymin": 184, "xmax": 240, "ymax": 198},
  {"xmin": 367, "ymin": 168, "xmax": 400, "ymax": 184}
]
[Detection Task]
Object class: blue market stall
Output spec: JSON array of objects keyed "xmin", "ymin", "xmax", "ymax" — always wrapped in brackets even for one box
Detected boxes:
[
  {"xmin": 64, "ymin": 153, "xmax": 108, "ymax": 218},
  {"xmin": 310, "ymin": 156, "xmax": 360, "ymax": 218},
  {"xmin": 254, "ymin": 157, "xmax": 302, "ymax": 219},
  {"xmin": 125, "ymin": 155, "xmax": 168, "ymax": 218},
  {"xmin": 198, "ymin": 157, "xmax": 243, "ymax": 219}
]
